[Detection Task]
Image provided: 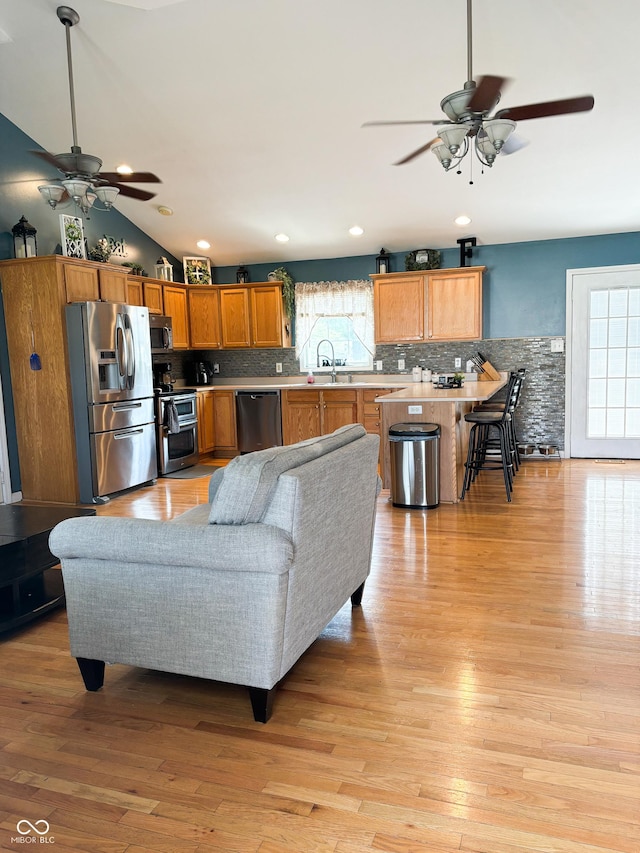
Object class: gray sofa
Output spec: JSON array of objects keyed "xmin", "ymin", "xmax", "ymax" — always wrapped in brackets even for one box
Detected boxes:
[{"xmin": 49, "ymin": 424, "xmax": 380, "ymax": 722}]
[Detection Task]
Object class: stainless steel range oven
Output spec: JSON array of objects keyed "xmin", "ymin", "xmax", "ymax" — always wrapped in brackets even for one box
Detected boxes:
[{"xmin": 155, "ymin": 390, "xmax": 199, "ymax": 475}]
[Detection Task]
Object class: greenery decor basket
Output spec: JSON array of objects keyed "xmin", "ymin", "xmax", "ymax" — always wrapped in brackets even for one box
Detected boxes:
[{"xmin": 405, "ymin": 249, "xmax": 441, "ymax": 271}]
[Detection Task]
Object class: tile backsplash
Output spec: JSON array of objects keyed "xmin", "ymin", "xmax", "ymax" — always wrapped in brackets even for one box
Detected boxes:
[{"xmin": 162, "ymin": 336, "xmax": 565, "ymax": 448}]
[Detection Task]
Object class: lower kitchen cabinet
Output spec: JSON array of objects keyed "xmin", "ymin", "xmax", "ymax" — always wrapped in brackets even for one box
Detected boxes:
[
  {"xmin": 362, "ymin": 388, "xmax": 395, "ymax": 463},
  {"xmin": 282, "ymin": 388, "xmax": 359, "ymax": 445},
  {"xmin": 196, "ymin": 389, "xmax": 216, "ymax": 455},
  {"xmin": 212, "ymin": 390, "xmax": 238, "ymax": 455}
]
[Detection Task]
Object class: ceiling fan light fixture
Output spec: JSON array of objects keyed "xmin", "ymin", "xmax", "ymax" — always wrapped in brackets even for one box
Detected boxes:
[
  {"xmin": 432, "ymin": 143, "xmax": 453, "ymax": 171},
  {"xmin": 475, "ymin": 133, "xmax": 498, "ymax": 165},
  {"xmin": 38, "ymin": 184, "xmax": 65, "ymax": 208},
  {"xmin": 85, "ymin": 191, "xmax": 97, "ymax": 209},
  {"xmin": 94, "ymin": 186, "xmax": 120, "ymax": 208},
  {"xmin": 437, "ymin": 124, "xmax": 470, "ymax": 155},
  {"xmin": 482, "ymin": 118, "xmax": 516, "ymax": 151},
  {"xmin": 61, "ymin": 178, "xmax": 91, "ymax": 201}
]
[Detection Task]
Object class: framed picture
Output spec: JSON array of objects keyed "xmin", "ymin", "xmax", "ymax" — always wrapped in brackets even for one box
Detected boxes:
[
  {"xmin": 60, "ymin": 214, "xmax": 86, "ymax": 259},
  {"xmin": 183, "ymin": 256, "xmax": 212, "ymax": 284}
]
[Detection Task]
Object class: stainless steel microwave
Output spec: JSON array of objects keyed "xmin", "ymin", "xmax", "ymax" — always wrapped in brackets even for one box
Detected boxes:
[{"xmin": 149, "ymin": 314, "xmax": 173, "ymax": 353}]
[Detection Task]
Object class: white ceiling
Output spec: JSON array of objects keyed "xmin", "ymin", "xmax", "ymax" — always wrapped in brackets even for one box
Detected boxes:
[{"xmin": 0, "ymin": 0, "xmax": 637, "ymax": 266}]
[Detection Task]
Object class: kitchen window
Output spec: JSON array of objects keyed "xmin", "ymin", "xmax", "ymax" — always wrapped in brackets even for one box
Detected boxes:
[{"xmin": 295, "ymin": 279, "xmax": 375, "ymax": 372}]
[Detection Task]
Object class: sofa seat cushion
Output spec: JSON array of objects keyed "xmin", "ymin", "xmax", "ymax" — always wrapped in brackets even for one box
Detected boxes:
[{"xmin": 209, "ymin": 423, "xmax": 366, "ymax": 525}]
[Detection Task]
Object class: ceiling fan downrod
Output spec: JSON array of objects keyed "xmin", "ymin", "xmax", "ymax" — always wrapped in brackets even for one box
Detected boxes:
[{"xmin": 57, "ymin": 6, "xmax": 81, "ymax": 152}]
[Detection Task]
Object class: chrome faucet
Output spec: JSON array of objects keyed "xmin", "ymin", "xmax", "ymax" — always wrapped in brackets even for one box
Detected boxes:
[{"xmin": 316, "ymin": 339, "xmax": 337, "ymax": 382}]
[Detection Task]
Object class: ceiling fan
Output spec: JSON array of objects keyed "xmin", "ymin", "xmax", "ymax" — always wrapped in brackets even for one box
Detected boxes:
[
  {"xmin": 34, "ymin": 5, "xmax": 161, "ymax": 214},
  {"xmin": 363, "ymin": 0, "xmax": 594, "ymax": 171}
]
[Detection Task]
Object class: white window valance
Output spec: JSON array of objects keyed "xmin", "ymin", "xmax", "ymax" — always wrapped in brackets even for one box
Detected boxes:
[{"xmin": 295, "ymin": 280, "xmax": 374, "ymax": 362}]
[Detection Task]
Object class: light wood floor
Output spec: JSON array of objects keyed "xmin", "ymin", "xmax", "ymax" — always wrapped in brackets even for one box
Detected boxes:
[{"xmin": 1, "ymin": 458, "xmax": 639, "ymax": 852}]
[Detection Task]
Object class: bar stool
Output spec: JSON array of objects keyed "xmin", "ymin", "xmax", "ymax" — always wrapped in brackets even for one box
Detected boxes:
[
  {"xmin": 473, "ymin": 368, "xmax": 525, "ymax": 472},
  {"xmin": 460, "ymin": 371, "xmax": 522, "ymax": 502}
]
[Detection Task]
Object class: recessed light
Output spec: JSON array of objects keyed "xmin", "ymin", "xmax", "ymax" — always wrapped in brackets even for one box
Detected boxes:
[
  {"xmin": 275, "ymin": 233, "xmax": 290, "ymax": 243},
  {"xmin": 349, "ymin": 225, "xmax": 364, "ymax": 236},
  {"xmin": 116, "ymin": 164, "xmax": 133, "ymax": 175},
  {"xmin": 196, "ymin": 240, "xmax": 210, "ymax": 250},
  {"xmin": 157, "ymin": 205, "xmax": 173, "ymax": 216},
  {"xmin": 455, "ymin": 215, "xmax": 472, "ymax": 226}
]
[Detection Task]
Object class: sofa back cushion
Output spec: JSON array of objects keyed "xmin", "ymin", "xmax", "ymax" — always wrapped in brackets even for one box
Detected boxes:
[{"xmin": 208, "ymin": 423, "xmax": 366, "ymax": 525}]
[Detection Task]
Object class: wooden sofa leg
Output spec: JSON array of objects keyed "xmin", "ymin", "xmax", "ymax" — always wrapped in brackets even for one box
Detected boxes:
[
  {"xmin": 76, "ymin": 657, "xmax": 105, "ymax": 691},
  {"xmin": 351, "ymin": 581, "xmax": 365, "ymax": 607},
  {"xmin": 249, "ymin": 687, "xmax": 276, "ymax": 723}
]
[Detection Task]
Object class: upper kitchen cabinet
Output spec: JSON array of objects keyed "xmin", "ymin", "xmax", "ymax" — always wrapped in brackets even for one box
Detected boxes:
[
  {"xmin": 250, "ymin": 283, "xmax": 285, "ymax": 347},
  {"xmin": 427, "ymin": 268, "xmax": 483, "ymax": 341},
  {"xmin": 188, "ymin": 286, "xmax": 222, "ymax": 349},
  {"xmin": 219, "ymin": 287, "xmax": 251, "ymax": 348},
  {"xmin": 372, "ymin": 267, "xmax": 484, "ymax": 343},
  {"xmin": 373, "ymin": 273, "xmax": 425, "ymax": 342},
  {"xmin": 162, "ymin": 283, "xmax": 189, "ymax": 349},
  {"xmin": 143, "ymin": 281, "xmax": 164, "ymax": 314},
  {"xmin": 95, "ymin": 267, "xmax": 128, "ymax": 303},
  {"xmin": 218, "ymin": 282, "xmax": 287, "ymax": 349}
]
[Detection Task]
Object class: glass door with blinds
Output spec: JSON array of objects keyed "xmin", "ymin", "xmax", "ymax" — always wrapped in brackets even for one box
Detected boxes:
[{"xmin": 568, "ymin": 265, "xmax": 640, "ymax": 458}]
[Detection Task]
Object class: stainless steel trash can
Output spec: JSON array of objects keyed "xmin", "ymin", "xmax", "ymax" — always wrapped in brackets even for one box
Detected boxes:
[{"xmin": 389, "ymin": 423, "xmax": 440, "ymax": 509}]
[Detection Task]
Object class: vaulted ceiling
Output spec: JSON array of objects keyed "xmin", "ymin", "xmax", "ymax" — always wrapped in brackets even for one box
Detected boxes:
[{"xmin": 0, "ymin": 0, "xmax": 636, "ymax": 265}]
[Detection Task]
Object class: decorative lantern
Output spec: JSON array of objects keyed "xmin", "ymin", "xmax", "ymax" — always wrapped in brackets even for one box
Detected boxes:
[
  {"xmin": 376, "ymin": 248, "xmax": 390, "ymax": 274},
  {"xmin": 12, "ymin": 215, "xmax": 38, "ymax": 259},
  {"xmin": 154, "ymin": 257, "xmax": 173, "ymax": 281},
  {"xmin": 236, "ymin": 265, "xmax": 249, "ymax": 284}
]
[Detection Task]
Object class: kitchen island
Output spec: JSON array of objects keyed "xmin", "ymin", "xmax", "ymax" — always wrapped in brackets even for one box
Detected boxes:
[{"xmin": 375, "ymin": 378, "xmax": 508, "ymax": 503}]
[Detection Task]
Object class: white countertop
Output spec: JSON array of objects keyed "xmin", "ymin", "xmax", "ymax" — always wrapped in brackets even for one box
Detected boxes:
[{"xmin": 374, "ymin": 376, "xmax": 508, "ymax": 403}]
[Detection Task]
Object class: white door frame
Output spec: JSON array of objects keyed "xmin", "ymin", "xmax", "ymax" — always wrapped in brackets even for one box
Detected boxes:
[
  {"xmin": 0, "ymin": 372, "xmax": 14, "ymax": 503},
  {"xmin": 565, "ymin": 262, "xmax": 640, "ymax": 458}
]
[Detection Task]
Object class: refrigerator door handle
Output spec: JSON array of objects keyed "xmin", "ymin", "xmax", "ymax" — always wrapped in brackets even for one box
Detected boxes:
[
  {"xmin": 115, "ymin": 315, "xmax": 128, "ymax": 387},
  {"xmin": 124, "ymin": 322, "xmax": 135, "ymax": 388}
]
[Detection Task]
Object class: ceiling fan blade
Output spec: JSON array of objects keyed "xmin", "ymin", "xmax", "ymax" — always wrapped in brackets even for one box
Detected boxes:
[
  {"xmin": 30, "ymin": 149, "xmax": 65, "ymax": 169},
  {"xmin": 99, "ymin": 171, "xmax": 161, "ymax": 183},
  {"xmin": 394, "ymin": 138, "xmax": 440, "ymax": 166},
  {"xmin": 495, "ymin": 95, "xmax": 594, "ymax": 122},
  {"xmin": 363, "ymin": 119, "xmax": 444, "ymax": 127},
  {"xmin": 467, "ymin": 75, "xmax": 508, "ymax": 114},
  {"xmin": 500, "ymin": 133, "xmax": 529, "ymax": 156},
  {"xmin": 112, "ymin": 182, "xmax": 156, "ymax": 201}
]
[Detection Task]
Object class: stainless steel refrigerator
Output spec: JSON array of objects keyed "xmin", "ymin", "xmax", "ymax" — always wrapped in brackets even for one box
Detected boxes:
[{"xmin": 66, "ymin": 301, "xmax": 157, "ymax": 503}]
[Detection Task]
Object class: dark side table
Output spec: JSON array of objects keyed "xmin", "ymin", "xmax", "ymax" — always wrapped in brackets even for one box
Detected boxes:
[{"xmin": 0, "ymin": 503, "xmax": 95, "ymax": 634}]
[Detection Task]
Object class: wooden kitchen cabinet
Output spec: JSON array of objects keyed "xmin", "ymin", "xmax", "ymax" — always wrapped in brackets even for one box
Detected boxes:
[
  {"xmin": 362, "ymin": 388, "xmax": 395, "ymax": 464},
  {"xmin": 427, "ymin": 268, "xmax": 483, "ymax": 341},
  {"xmin": 0, "ymin": 256, "xmax": 83, "ymax": 502},
  {"xmin": 218, "ymin": 282, "xmax": 286, "ymax": 349},
  {"xmin": 143, "ymin": 281, "xmax": 164, "ymax": 314},
  {"xmin": 64, "ymin": 262, "xmax": 99, "ymax": 302},
  {"xmin": 97, "ymin": 267, "xmax": 128, "ymax": 303},
  {"xmin": 126, "ymin": 277, "xmax": 144, "ymax": 306},
  {"xmin": 162, "ymin": 284, "xmax": 189, "ymax": 348},
  {"xmin": 372, "ymin": 267, "xmax": 484, "ymax": 343},
  {"xmin": 189, "ymin": 287, "xmax": 222, "ymax": 349},
  {"xmin": 281, "ymin": 387, "xmax": 359, "ymax": 445},
  {"xmin": 373, "ymin": 274, "xmax": 424, "ymax": 342},
  {"xmin": 212, "ymin": 390, "xmax": 238, "ymax": 454},
  {"xmin": 219, "ymin": 287, "xmax": 251, "ymax": 348},
  {"xmin": 250, "ymin": 283, "xmax": 284, "ymax": 347},
  {"xmin": 196, "ymin": 389, "xmax": 216, "ymax": 455}
]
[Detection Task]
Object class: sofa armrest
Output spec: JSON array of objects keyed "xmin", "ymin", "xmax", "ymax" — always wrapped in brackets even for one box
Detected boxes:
[{"xmin": 49, "ymin": 516, "xmax": 293, "ymax": 574}]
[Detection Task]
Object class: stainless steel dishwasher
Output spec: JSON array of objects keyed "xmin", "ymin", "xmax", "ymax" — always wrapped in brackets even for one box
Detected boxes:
[{"xmin": 235, "ymin": 390, "xmax": 283, "ymax": 453}]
